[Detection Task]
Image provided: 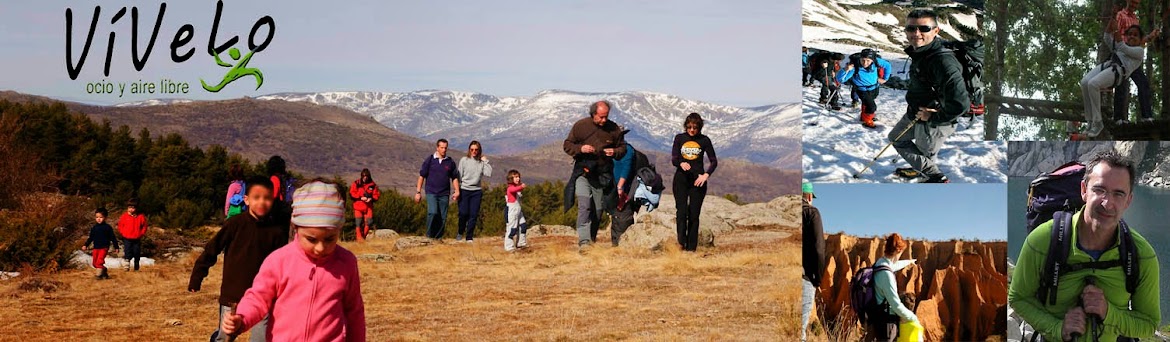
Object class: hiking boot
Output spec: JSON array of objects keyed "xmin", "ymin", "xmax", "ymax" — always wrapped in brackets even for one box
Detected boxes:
[
  {"xmin": 455, "ymin": 234, "xmax": 463, "ymax": 241},
  {"xmin": 831, "ymin": 105, "xmax": 843, "ymax": 111},
  {"xmin": 123, "ymin": 260, "xmax": 131, "ymax": 272},
  {"xmin": 922, "ymin": 174, "xmax": 950, "ymax": 183},
  {"xmin": 969, "ymin": 104, "xmax": 985, "ymax": 116},
  {"xmin": 518, "ymin": 234, "xmax": 528, "ymax": 248},
  {"xmin": 851, "ymin": 101, "xmax": 860, "ymax": 108},
  {"xmin": 1141, "ymin": 117, "xmax": 1154, "ymax": 123},
  {"xmin": 1115, "ymin": 119, "xmax": 1131, "ymax": 125},
  {"xmin": 894, "ymin": 168, "xmax": 921, "ymax": 179},
  {"xmin": 862, "ymin": 121, "xmax": 877, "ymax": 129},
  {"xmin": 578, "ymin": 243, "xmax": 593, "ymax": 255}
]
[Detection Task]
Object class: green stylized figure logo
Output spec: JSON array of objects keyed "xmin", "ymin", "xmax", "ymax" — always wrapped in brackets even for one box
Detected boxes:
[{"xmin": 201, "ymin": 47, "xmax": 264, "ymax": 92}]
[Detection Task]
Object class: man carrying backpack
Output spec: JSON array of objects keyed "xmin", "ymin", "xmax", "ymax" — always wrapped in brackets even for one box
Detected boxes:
[
  {"xmin": 1009, "ymin": 151, "xmax": 1160, "ymax": 342},
  {"xmin": 800, "ymin": 182, "xmax": 826, "ymax": 342},
  {"xmin": 889, "ymin": 9, "xmax": 970, "ymax": 183}
]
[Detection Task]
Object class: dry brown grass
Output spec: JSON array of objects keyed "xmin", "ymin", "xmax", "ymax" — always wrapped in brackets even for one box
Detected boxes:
[{"xmin": 0, "ymin": 226, "xmax": 801, "ymax": 341}]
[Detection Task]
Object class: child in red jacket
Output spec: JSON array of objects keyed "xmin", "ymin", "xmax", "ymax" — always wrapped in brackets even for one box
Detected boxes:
[
  {"xmin": 348, "ymin": 168, "xmax": 381, "ymax": 242},
  {"xmin": 117, "ymin": 198, "xmax": 148, "ymax": 271}
]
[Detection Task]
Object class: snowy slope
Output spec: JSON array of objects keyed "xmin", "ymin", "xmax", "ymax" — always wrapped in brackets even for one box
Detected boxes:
[
  {"xmin": 252, "ymin": 90, "xmax": 801, "ymax": 169},
  {"xmin": 802, "ymin": 0, "xmax": 981, "ymax": 60},
  {"xmin": 801, "ymin": 85, "xmax": 1006, "ymax": 183}
]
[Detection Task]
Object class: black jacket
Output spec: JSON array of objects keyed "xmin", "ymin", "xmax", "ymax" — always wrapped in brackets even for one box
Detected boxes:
[
  {"xmin": 85, "ymin": 223, "xmax": 119, "ymax": 250},
  {"xmin": 188, "ymin": 211, "xmax": 289, "ymax": 306},
  {"xmin": 905, "ymin": 39, "xmax": 970, "ymax": 124},
  {"xmin": 802, "ymin": 200, "xmax": 826, "ymax": 287}
]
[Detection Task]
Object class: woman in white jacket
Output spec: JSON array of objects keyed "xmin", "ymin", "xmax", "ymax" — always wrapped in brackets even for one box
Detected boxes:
[{"xmin": 1080, "ymin": 22, "xmax": 1160, "ymax": 138}]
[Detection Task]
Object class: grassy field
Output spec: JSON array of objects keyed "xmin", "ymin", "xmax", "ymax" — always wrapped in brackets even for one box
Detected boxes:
[{"xmin": 0, "ymin": 226, "xmax": 801, "ymax": 341}]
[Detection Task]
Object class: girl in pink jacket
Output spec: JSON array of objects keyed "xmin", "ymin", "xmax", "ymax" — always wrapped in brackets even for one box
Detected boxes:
[{"xmin": 223, "ymin": 180, "xmax": 366, "ymax": 341}]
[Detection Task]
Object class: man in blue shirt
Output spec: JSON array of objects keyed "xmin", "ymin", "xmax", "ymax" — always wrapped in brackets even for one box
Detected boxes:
[{"xmin": 415, "ymin": 139, "xmax": 461, "ymax": 239}]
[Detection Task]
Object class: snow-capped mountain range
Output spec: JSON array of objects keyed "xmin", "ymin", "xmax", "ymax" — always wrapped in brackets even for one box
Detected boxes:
[
  {"xmin": 233, "ymin": 90, "xmax": 801, "ymax": 169},
  {"xmin": 803, "ymin": 0, "xmax": 982, "ymax": 59}
]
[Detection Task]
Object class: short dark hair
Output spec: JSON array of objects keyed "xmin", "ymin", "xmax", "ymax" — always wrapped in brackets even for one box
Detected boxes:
[
  {"xmin": 245, "ymin": 176, "xmax": 275, "ymax": 195},
  {"xmin": 1084, "ymin": 150, "xmax": 1137, "ymax": 191},
  {"xmin": 437, "ymin": 139, "xmax": 448, "ymax": 146},
  {"xmin": 229, "ymin": 164, "xmax": 244, "ymax": 181},
  {"xmin": 126, "ymin": 198, "xmax": 139, "ymax": 207},
  {"xmin": 589, "ymin": 100, "xmax": 613, "ymax": 117},
  {"xmin": 1126, "ymin": 24, "xmax": 1144, "ymax": 37},
  {"xmin": 907, "ymin": 9, "xmax": 939, "ymax": 25},
  {"xmin": 266, "ymin": 155, "xmax": 287, "ymax": 175},
  {"xmin": 95, "ymin": 208, "xmax": 108, "ymax": 217}
]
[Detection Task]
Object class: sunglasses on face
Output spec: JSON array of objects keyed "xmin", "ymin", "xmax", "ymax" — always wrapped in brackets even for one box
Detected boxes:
[
  {"xmin": 686, "ymin": 125, "xmax": 698, "ymax": 129},
  {"xmin": 904, "ymin": 25, "xmax": 934, "ymax": 33}
]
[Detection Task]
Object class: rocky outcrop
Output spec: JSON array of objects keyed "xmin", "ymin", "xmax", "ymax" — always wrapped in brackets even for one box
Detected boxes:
[
  {"xmin": 1008, "ymin": 141, "xmax": 1170, "ymax": 188},
  {"xmin": 526, "ymin": 225, "xmax": 576, "ymax": 238},
  {"xmin": 616, "ymin": 195, "xmax": 799, "ymax": 250},
  {"xmin": 818, "ymin": 233, "xmax": 1008, "ymax": 341},
  {"xmin": 394, "ymin": 236, "xmax": 438, "ymax": 250}
]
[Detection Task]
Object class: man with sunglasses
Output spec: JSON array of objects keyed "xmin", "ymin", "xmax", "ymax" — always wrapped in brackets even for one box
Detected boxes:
[{"xmin": 889, "ymin": 9, "xmax": 969, "ymax": 184}]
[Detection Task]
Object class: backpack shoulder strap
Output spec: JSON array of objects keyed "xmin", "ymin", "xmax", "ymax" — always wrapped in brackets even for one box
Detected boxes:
[
  {"xmin": 1118, "ymin": 219, "xmax": 1139, "ymax": 295},
  {"xmin": 1038, "ymin": 211, "xmax": 1075, "ymax": 306}
]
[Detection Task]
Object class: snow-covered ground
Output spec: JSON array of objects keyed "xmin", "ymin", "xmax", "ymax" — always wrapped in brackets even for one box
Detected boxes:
[
  {"xmin": 71, "ymin": 251, "xmax": 155, "ymax": 269},
  {"xmin": 803, "ymin": 0, "xmax": 980, "ymax": 61},
  {"xmin": 801, "ymin": 85, "xmax": 1007, "ymax": 183}
]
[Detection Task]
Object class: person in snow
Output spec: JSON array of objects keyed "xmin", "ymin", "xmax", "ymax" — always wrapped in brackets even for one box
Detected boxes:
[
  {"xmin": 848, "ymin": 49, "xmax": 893, "ymax": 108},
  {"xmin": 221, "ymin": 180, "xmax": 366, "ymax": 341},
  {"xmin": 1080, "ymin": 20, "xmax": 1160, "ymax": 138},
  {"xmin": 456, "ymin": 140, "xmax": 492, "ymax": 242},
  {"xmin": 803, "ymin": 47, "xmax": 812, "ymax": 87},
  {"xmin": 1111, "ymin": 0, "xmax": 1160, "ymax": 124},
  {"xmin": 889, "ymin": 9, "xmax": 970, "ymax": 183},
  {"xmin": 838, "ymin": 49, "xmax": 884, "ymax": 128},
  {"xmin": 865, "ymin": 233, "xmax": 918, "ymax": 342},
  {"xmin": 814, "ymin": 52, "xmax": 846, "ymax": 111},
  {"xmin": 415, "ymin": 139, "xmax": 461, "ymax": 240},
  {"xmin": 563, "ymin": 100, "xmax": 626, "ymax": 251},
  {"xmin": 349, "ymin": 169, "xmax": 381, "ymax": 242},
  {"xmin": 190, "ymin": 177, "xmax": 288, "ymax": 342},
  {"xmin": 800, "ymin": 182, "xmax": 825, "ymax": 342},
  {"xmin": 1009, "ymin": 152, "xmax": 1160, "ymax": 342},
  {"xmin": 671, "ymin": 113, "xmax": 717, "ymax": 252}
]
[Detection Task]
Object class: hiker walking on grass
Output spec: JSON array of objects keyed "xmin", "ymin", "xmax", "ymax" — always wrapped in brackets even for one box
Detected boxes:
[
  {"xmin": 672, "ymin": 113, "xmax": 717, "ymax": 252},
  {"xmin": 1080, "ymin": 19, "xmax": 1160, "ymax": 138},
  {"xmin": 1009, "ymin": 152, "xmax": 1159, "ymax": 342},
  {"xmin": 838, "ymin": 49, "xmax": 884, "ymax": 128},
  {"xmin": 563, "ymin": 100, "xmax": 626, "ymax": 250},
  {"xmin": 864, "ymin": 233, "xmax": 918, "ymax": 342},
  {"xmin": 222, "ymin": 181, "xmax": 366, "ymax": 341},
  {"xmin": 349, "ymin": 169, "xmax": 381, "ymax": 242},
  {"xmin": 609, "ymin": 137, "xmax": 637, "ymax": 246},
  {"xmin": 457, "ymin": 141, "xmax": 492, "ymax": 242},
  {"xmin": 82, "ymin": 208, "xmax": 118, "ymax": 280},
  {"xmin": 416, "ymin": 139, "xmax": 461, "ymax": 240},
  {"xmin": 800, "ymin": 182, "xmax": 825, "ymax": 342},
  {"xmin": 225, "ymin": 164, "xmax": 247, "ymax": 219},
  {"xmin": 503, "ymin": 170, "xmax": 528, "ymax": 251},
  {"xmin": 117, "ymin": 198, "xmax": 147, "ymax": 272},
  {"xmin": 890, "ymin": 9, "xmax": 970, "ymax": 183},
  {"xmin": 190, "ymin": 177, "xmax": 288, "ymax": 342}
]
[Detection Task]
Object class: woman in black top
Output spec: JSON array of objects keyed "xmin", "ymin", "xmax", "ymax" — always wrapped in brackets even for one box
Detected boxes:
[{"xmin": 671, "ymin": 113, "xmax": 718, "ymax": 252}]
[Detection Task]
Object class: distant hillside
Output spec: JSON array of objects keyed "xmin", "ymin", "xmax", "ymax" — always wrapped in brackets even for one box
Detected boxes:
[{"xmin": 0, "ymin": 91, "xmax": 796, "ymax": 201}]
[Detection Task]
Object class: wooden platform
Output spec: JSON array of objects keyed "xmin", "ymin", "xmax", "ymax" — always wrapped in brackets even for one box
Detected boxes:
[{"xmin": 987, "ymin": 94, "xmax": 1170, "ymax": 140}]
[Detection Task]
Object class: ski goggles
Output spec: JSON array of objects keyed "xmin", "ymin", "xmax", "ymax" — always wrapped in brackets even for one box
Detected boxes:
[{"xmin": 903, "ymin": 24, "xmax": 935, "ymax": 33}]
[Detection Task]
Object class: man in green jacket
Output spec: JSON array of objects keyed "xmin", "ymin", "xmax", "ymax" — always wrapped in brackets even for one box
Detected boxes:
[
  {"xmin": 1009, "ymin": 152, "xmax": 1160, "ymax": 341},
  {"xmin": 889, "ymin": 9, "xmax": 969, "ymax": 183}
]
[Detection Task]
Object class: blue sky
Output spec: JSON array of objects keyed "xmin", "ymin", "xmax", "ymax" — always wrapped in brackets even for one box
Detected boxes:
[
  {"xmin": 0, "ymin": 0, "xmax": 797, "ymax": 107},
  {"xmin": 807, "ymin": 183, "xmax": 1008, "ymax": 241}
]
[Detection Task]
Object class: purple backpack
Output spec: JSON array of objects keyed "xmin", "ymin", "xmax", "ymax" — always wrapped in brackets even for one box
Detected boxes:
[
  {"xmin": 1025, "ymin": 161, "xmax": 1085, "ymax": 232},
  {"xmin": 850, "ymin": 264, "xmax": 893, "ymax": 325}
]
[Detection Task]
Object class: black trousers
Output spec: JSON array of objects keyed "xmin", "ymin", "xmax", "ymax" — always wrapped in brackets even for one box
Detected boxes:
[
  {"xmin": 859, "ymin": 88, "xmax": 878, "ymax": 116},
  {"xmin": 673, "ymin": 172, "xmax": 707, "ymax": 251},
  {"xmin": 122, "ymin": 238, "xmax": 142, "ymax": 270}
]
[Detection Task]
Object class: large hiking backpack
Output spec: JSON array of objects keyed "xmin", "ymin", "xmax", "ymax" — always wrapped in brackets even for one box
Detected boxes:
[
  {"xmin": 850, "ymin": 264, "xmax": 894, "ymax": 325},
  {"xmin": 226, "ymin": 180, "xmax": 247, "ymax": 219},
  {"xmin": 1026, "ymin": 161, "xmax": 1086, "ymax": 231},
  {"xmin": 915, "ymin": 39, "xmax": 984, "ymax": 118},
  {"xmin": 1025, "ymin": 161, "xmax": 1140, "ymax": 307}
]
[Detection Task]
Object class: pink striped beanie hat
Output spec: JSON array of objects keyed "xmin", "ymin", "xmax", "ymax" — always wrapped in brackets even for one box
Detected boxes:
[{"xmin": 290, "ymin": 181, "xmax": 346, "ymax": 229}]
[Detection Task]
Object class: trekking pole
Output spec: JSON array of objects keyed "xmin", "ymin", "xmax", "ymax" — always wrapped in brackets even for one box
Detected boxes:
[
  {"xmin": 1085, "ymin": 276, "xmax": 1102, "ymax": 342},
  {"xmin": 227, "ymin": 302, "xmax": 240, "ymax": 342},
  {"xmin": 853, "ymin": 120, "xmax": 916, "ymax": 179}
]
